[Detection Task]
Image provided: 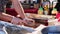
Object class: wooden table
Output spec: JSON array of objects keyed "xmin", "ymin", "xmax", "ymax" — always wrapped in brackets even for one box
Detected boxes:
[{"xmin": 25, "ymin": 13, "xmax": 56, "ymax": 26}]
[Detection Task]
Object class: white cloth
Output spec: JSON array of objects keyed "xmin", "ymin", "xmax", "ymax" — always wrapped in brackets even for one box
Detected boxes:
[
  {"xmin": 0, "ymin": 20, "xmax": 35, "ymax": 34},
  {"xmin": 0, "ymin": 20, "xmax": 46, "ymax": 34}
]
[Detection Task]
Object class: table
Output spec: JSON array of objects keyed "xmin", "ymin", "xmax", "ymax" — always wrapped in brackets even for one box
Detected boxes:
[{"xmin": 25, "ymin": 13, "xmax": 56, "ymax": 26}]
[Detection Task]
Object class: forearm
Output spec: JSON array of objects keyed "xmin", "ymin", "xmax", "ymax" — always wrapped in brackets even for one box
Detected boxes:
[
  {"xmin": 11, "ymin": 0, "xmax": 26, "ymax": 19},
  {"xmin": 0, "ymin": 12, "xmax": 13, "ymax": 22}
]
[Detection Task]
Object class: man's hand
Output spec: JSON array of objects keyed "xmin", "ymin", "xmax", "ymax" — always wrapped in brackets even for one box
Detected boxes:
[
  {"xmin": 23, "ymin": 18, "xmax": 35, "ymax": 27},
  {"xmin": 11, "ymin": 17, "xmax": 26, "ymax": 25}
]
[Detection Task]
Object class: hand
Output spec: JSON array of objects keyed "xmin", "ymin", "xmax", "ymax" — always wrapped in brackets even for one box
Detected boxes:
[
  {"xmin": 23, "ymin": 18, "xmax": 35, "ymax": 26},
  {"xmin": 11, "ymin": 17, "xmax": 25, "ymax": 25}
]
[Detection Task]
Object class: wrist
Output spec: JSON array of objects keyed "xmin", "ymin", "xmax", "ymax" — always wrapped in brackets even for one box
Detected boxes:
[{"xmin": 11, "ymin": 17, "xmax": 19, "ymax": 24}]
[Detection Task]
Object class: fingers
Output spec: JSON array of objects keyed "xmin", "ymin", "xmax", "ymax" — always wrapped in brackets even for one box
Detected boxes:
[
  {"xmin": 21, "ymin": 20, "xmax": 28, "ymax": 25},
  {"xmin": 27, "ymin": 19, "xmax": 35, "ymax": 24},
  {"xmin": 17, "ymin": 22, "xmax": 23, "ymax": 25},
  {"xmin": 30, "ymin": 19, "xmax": 35, "ymax": 23},
  {"xmin": 25, "ymin": 19, "xmax": 35, "ymax": 26}
]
